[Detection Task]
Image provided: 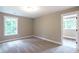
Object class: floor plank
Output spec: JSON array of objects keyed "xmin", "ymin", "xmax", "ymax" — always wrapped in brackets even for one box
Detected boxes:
[{"xmin": 0, "ymin": 37, "xmax": 78, "ymax": 53}]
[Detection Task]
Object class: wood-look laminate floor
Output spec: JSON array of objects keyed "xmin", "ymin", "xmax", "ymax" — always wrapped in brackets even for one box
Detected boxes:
[{"xmin": 0, "ymin": 37, "xmax": 78, "ymax": 53}]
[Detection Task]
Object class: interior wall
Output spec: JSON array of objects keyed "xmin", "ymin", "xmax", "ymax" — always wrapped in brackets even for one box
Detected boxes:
[
  {"xmin": 0, "ymin": 13, "xmax": 33, "ymax": 41},
  {"xmin": 33, "ymin": 7, "xmax": 79, "ymax": 44},
  {"xmin": 33, "ymin": 12, "xmax": 62, "ymax": 43}
]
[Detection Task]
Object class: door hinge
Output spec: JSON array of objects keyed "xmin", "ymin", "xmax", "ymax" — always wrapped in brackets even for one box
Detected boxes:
[{"xmin": 76, "ymin": 29, "xmax": 78, "ymax": 31}]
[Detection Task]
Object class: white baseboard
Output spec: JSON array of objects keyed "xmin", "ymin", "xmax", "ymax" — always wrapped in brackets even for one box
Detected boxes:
[
  {"xmin": 33, "ymin": 35, "xmax": 62, "ymax": 45},
  {"xmin": 19, "ymin": 35, "xmax": 33, "ymax": 39},
  {"xmin": 0, "ymin": 35, "xmax": 33, "ymax": 43},
  {"xmin": 0, "ymin": 35, "xmax": 62, "ymax": 45}
]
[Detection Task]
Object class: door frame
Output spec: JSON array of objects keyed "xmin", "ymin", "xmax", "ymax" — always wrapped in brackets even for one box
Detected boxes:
[{"xmin": 61, "ymin": 11, "xmax": 79, "ymax": 49}]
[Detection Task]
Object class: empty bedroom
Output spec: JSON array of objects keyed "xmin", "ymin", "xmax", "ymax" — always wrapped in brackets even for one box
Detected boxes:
[{"xmin": 0, "ymin": 6, "xmax": 79, "ymax": 53}]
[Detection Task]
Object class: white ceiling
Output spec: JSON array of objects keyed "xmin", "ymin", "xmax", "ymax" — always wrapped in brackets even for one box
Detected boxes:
[{"xmin": 0, "ymin": 6, "xmax": 75, "ymax": 18}]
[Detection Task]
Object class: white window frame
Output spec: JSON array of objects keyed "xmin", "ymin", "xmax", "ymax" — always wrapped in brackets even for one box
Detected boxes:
[
  {"xmin": 63, "ymin": 14, "xmax": 77, "ymax": 30},
  {"xmin": 4, "ymin": 16, "xmax": 18, "ymax": 36}
]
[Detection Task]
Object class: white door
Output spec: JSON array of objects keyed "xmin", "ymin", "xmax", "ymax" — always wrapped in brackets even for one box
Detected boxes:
[{"xmin": 76, "ymin": 14, "xmax": 79, "ymax": 50}]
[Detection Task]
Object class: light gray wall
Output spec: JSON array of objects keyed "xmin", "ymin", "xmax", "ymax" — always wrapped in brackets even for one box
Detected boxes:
[
  {"xmin": 33, "ymin": 7, "xmax": 79, "ymax": 44},
  {"xmin": 0, "ymin": 13, "xmax": 33, "ymax": 41},
  {"xmin": 33, "ymin": 12, "xmax": 62, "ymax": 43}
]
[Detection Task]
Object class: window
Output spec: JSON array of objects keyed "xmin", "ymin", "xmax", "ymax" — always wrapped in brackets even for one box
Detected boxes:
[
  {"xmin": 63, "ymin": 14, "xmax": 77, "ymax": 29},
  {"xmin": 4, "ymin": 16, "xmax": 18, "ymax": 36}
]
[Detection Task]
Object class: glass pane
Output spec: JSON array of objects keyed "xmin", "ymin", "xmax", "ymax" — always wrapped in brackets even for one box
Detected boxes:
[
  {"xmin": 64, "ymin": 17, "xmax": 76, "ymax": 29},
  {"xmin": 4, "ymin": 16, "xmax": 18, "ymax": 36}
]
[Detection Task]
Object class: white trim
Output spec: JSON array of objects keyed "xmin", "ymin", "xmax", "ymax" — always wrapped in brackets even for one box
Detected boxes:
[
  {"xmin": 63, "ymin": 36, "xmax": 76, "ymax": 40},
  {"xmin": 33, "ymin": 35, "xmax": 62, "ymax": 45},
  {"xmin": 0, "ymin": 35, "xmax": 62, "ymax": 45},
  {"xmin": 62, "ymin": 11, "xmax": 79, "ymax": 16},
  {"xmin": 0, "ymin": 35, "xmax": 33, "ymax": 43},
  {"xmin": 61, "ymin": 11, "xmax": 78, "ymax": 49}
]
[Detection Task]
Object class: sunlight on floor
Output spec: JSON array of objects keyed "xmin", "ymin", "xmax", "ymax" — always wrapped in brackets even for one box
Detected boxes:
[{"xmin": 62, "ymin": 38, "xmax": 76, "ymax": 48}]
